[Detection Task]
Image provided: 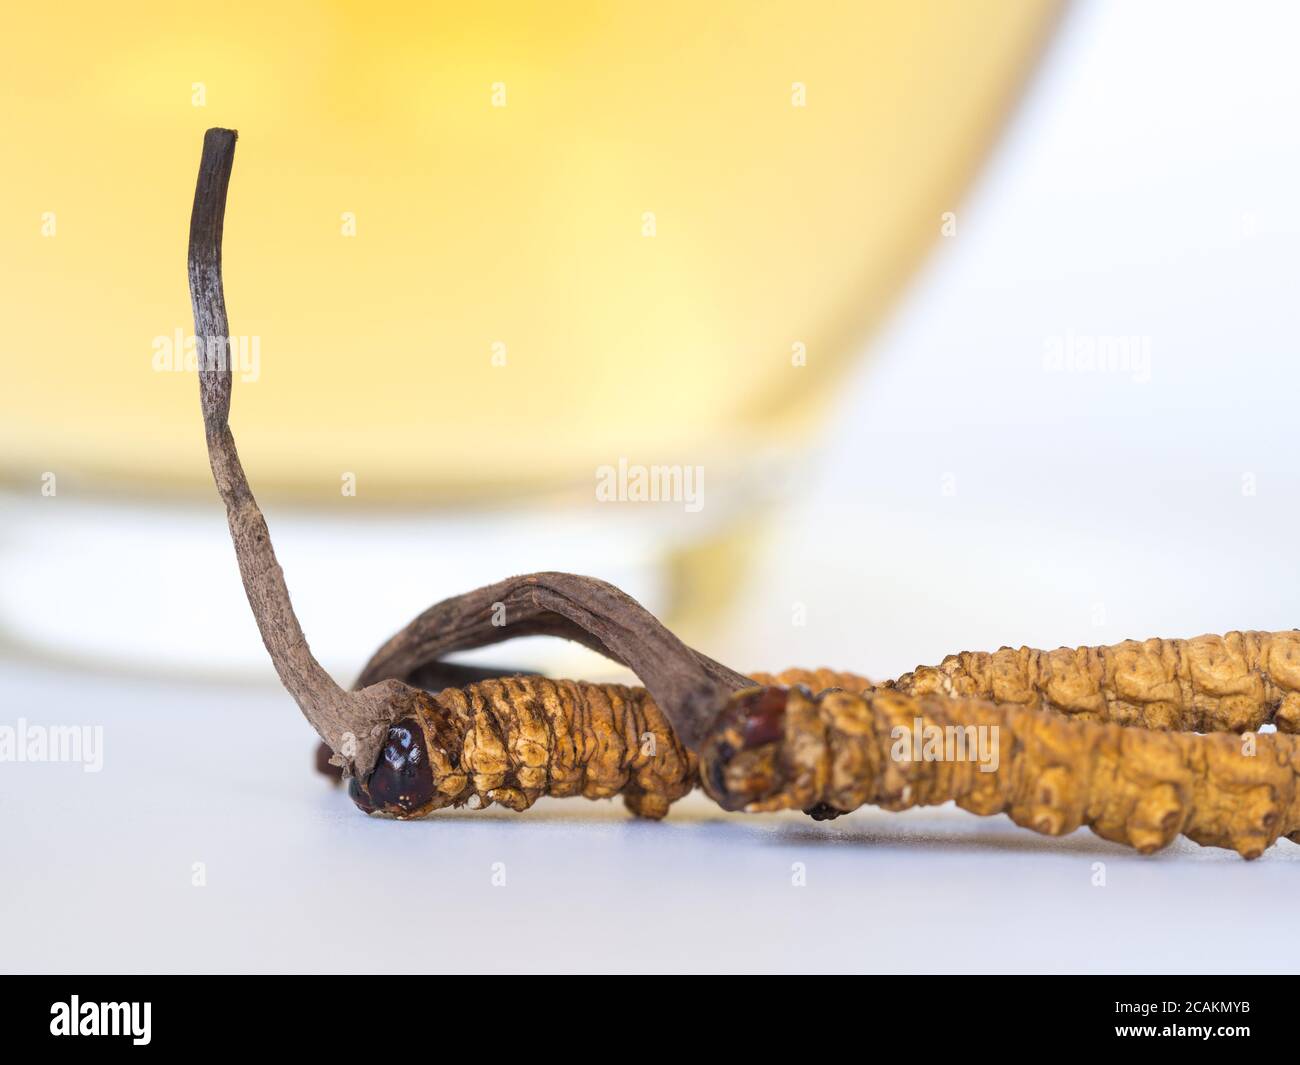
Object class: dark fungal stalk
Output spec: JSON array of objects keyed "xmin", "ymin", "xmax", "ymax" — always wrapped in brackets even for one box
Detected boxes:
[
  {"xmin": 189, "ymin": 127, "xmax": 398, "ymax": 778},
  {"xmin": 354, "ymin": 572, "xmax": 754, "ymax": 749},
  {"xmin": 188, "ymin": 127, "xmax": 747, "ymax": 786}
]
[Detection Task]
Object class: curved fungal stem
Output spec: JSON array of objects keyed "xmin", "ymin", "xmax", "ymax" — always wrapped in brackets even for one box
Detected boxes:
[
  {"xmin": 357, "ymin": 572, "xmax": 754, "ymax": 750},
  {"xmin": 188, "ymin": 127, "xmax": 395, "ymax": 775}
]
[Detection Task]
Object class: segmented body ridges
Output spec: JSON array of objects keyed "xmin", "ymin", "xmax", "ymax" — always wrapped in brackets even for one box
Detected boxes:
[
  {"xmin": 411, "ymin": 670, "xmax": 870, "ymax": 818},
  {"xmin": 891, "ymin": 630, "xmax": 1300, "ymax": 734},
  {"xmin": 700, "ymin": 685, "xmax": 1300, "ymax": 858}
]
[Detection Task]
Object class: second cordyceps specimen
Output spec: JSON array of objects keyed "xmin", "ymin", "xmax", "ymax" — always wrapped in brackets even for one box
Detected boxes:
[{"xmin": 189, "ymin": 127, "xmax": 1300, "ymax": 859}]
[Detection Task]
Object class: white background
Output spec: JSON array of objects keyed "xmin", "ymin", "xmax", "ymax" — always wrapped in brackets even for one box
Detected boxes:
[{"xmin": 4, "ymin": 0, "xmax": 1300, "ymax": 972}]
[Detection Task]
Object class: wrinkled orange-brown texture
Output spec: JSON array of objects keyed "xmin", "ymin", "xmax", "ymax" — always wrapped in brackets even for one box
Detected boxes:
[
  {"xmin": 384, "ymin": 640, "xmax": 1300, "ymax": 857},
  {"xmin": 891, "ymin": 630, "xmax": 1300, "ymax": 733},
  {"xmin": 420, "ymin": 677, "xmax": 695, "ymax": 819},
  {"xmin": 700, "ymin": 685, "xmax": 1300, "ymax": 858},
  {"xmin": 751, "ymin": 668, "xmax": 872, "ymax": 693},
  {"xmin": 399, "ymin": 669, "xmax": 862, "ymax": 820}
]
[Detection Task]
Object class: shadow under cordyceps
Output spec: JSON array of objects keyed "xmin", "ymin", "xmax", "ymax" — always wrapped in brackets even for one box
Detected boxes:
[
  {"xmin": 729, "ymin": 815, "xmax": 1300, "ymax": 861},
  {"xmin": 762, "ymin": 820, "xmax": 1141, "ymax": 857},
  {"xmin": 338, "ymin": 802, "xmax": 1148, "ymax": 858},
  {"xmin": 318, "ymin": 784, "xmax": 1300, "ymax": 861}
]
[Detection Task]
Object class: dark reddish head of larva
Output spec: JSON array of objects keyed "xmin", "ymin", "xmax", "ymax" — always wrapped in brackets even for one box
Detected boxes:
[
  {"xmin": 702, "ymin": 686, "xmax": 847, "ymax": 820},
  {"xmin": 348, "ymin": 718, "xmax": 436, "ymax": 817},
  {"xmin": 701, "ymin": 686, "xmax": 790, "ymax": 809},
  {"xmin": 736, "ymin": 686, "xmax": 789, "ymax": 749}
]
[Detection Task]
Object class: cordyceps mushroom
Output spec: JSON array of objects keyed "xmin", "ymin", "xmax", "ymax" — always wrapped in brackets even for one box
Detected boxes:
[
  {"xmin": 191, "ymin": 127, "xmax": 1300, "ymax": 857},
  {"xmin": 189, "ymin": 128, "xmax": 757, "ymax": 810}
]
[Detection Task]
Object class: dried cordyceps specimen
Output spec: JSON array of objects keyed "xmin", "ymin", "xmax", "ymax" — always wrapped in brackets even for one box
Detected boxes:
[
  {"xmin": 190, "ymin": 127, "xmax": 1297, "ymax": 859},
  {"xmin": 332, "ymin": 669, "xmax": 874, "ymax": 819},
  {"xmin": 361, "ymin": 677, "xmax": 697, "ymax": 820},
  {"xmin": 313, "ymin": 664, "xmax": 872, "ymax": 793},
  {"xmin": 189, "ymin": 129, "xmax": 750, "ymax": 787},
  {"xmin": 700, "ymin": 684, "xmax": 1300, "ymax": 859},
  {"xmin": 889, "ymin": 632, "xmax": 1300, "ymax": 734}
]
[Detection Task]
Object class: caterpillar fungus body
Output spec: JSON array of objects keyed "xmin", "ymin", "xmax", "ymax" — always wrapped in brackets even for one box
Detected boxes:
[
  {"xmin": 891, "ymin": 631, "xmax": 1300, "ymax": 734},
  {"xmin": 351, "ymin": 649, "xmax": 1300, "ymax": 858},
  {"xmin": 348, "ymin": 670, "xmax": 870, "ymax": 820},
  {"xmin": 701, "ymin": 680, "xmax": 1300, "ymax": 860},
  {"xmin": 191, "ymin": 127, "xmax": 1299, "ymax": 859}
]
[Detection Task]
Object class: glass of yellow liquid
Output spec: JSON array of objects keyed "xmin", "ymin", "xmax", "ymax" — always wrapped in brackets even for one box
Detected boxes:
[{"xmin": 0, "ymin": 0, "xmax": 1059, "ymax": 676}]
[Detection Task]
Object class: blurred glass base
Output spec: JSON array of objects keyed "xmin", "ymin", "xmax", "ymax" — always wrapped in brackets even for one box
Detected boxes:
[{"xmin": 0, "ymin": 473, "xmax": 780, "ymax": 684}]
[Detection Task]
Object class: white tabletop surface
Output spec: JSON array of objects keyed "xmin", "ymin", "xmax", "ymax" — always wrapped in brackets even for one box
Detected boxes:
[
  {"xmin": 4, "ymin": 656, "xmax": 1298, "ymax": 974},
  {"xmin": 5, "ymin": 0, "xmax": 1300, "ymax": 973}
]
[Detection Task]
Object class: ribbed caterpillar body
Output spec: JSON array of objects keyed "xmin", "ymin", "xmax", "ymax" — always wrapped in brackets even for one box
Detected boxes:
[
  {"xmin": 349, "ymin": 670, "xmax": 867, "ymax": 821},
  {"xmin": 892, "ymin": 630, "xmax": 1300, "ymax": 733},
  {"xmin": 701, "ymin": 684, "xmax": 1300, "ymax": 860},
  {"xmin": 350, "ymin": 676, "xmax": 696, "ymax": 820},
  {"xmin": 350, "ymin": 639, "xmax": 1300, "ymax": 858}
]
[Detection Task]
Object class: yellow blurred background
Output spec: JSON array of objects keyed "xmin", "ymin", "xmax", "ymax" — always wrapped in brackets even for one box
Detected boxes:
[{"xmin": 0, "ymin": 0, "xmax": 1057, "ymax": 500}]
